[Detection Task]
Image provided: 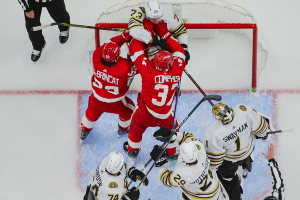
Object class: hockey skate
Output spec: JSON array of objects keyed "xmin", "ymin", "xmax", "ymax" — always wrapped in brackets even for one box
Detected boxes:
[
  {"xmin": 59, "ymin": 28, "xmax": 69, "ymax": 44},
  {"xmin": 80, "ymin": 129, "xmax": 90, "ymax": 141},
  {"xmin": 31, "ymin": 42, "xmax": 46, "ymax": 62},
  {"xmin": 117, "ymin": 125, "xmax": 129, "ymax": 137},
  {"xmin": 123, "ymin": 142, "xmax": 139, "ymax": 163},
  {"xmin": 166, "ymin": 150, "xmax": 180, "ymax": 162}
]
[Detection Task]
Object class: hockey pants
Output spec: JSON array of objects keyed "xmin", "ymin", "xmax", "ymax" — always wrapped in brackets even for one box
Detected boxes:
[
  {"xmin": 81, "ymin": 93, "xmax": 135, "ymax": 132},
  {"xmin": 24, "ymin": 0, "xmax": 70, "ymax": 50},
  {"xmin": 127, "ymin": 105, "xmax": 179, "ymax": 155}
]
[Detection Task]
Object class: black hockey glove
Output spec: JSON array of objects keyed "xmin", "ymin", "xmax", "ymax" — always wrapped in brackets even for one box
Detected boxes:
[
  {"xmin": 152, "ymin": 35, "xmax": 169, "ymax": 51},
  {"xmin": 128, "ymin": 167, "xmax": 149, "ymax": 186},
  {"xmin": 255, "ymin": 133, "xmax": 270, "ymax": 141},
  {"xmin": 150, "ymin": 145, "xmax": 168, "ymax": 167},
  {"xmin": 122, "ymin": 187, "xmax": 140, "ymax": 200},
  {"xmin": 180, "ymin": 44, "xmax": 190, "ymax": 64},
  {"xmin": 83, "ymin": 185, "xmax": 96, "ymax": 200},
  {"xmin": 153, "ymin": 127, "xmax": 176, "ymax": 143}
]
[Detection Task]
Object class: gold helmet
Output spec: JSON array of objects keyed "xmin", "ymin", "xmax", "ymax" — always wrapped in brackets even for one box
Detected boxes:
[{"xmin": 212, "ymin": 103, "xmax": 233, "ymax": 125}]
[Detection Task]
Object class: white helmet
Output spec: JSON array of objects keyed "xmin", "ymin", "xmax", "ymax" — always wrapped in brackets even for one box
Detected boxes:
[
  {"xmin": 145, "ymin": 0, "xmax": 163, "ymax": 19},
  {"xmin": 180, "ymin": 141, "xmax": 198, "ymax": 163},
  {"xmin": 105, "ymin": 152, "xmax": 125, "ymax": 174}
]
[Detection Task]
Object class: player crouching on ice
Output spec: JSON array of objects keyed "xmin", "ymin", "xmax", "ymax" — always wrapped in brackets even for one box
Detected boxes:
[
  {"xmin": 83, "ymin": 151, "xmax": 149, "ymax": 200},
  {"xmin": 150, "ymin": 128, "xmax": 229, "ymax": 200},
  {"xmin": 204, "ymin": 103, "xmax": 275, "ymax": 200}
]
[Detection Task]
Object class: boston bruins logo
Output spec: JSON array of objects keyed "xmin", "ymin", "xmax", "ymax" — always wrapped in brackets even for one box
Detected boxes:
[
  {"xmin": 239, "ymin": 105, "xmax": 247, "ymax": 111},
  {"xmin": 108, "ymin": 182, "xmax": 118, "ymax": 188}
]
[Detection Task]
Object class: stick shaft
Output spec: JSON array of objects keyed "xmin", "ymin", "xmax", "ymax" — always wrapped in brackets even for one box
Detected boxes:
[
  {"xmin": 184, "ymin": 69, "xmax": 214, "ymax": 106},
  {"xmin": 31, "ymin": 22, "xmax": 126, "ymax": 32},
  {"xmin": 135, "ymin": 95, "xmax": 221, "ymax": 190},
  {"xmin": 128, "ymin": 81, "xmax": 182, "ymax": 188},
  {"xmin": 268, "ymin": 129, "xmax": 291, "ymax": 134}
]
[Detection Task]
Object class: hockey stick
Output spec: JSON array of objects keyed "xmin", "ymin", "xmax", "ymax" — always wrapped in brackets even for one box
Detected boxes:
[
  {"xmin": 135, "ymin": 94, "xmax": 222, "ymax": 190},
  {"xmin": 257, "ymin": 128, "xmax": 293, "ymax": 140},
  {"xmin": 127, "ymin": 80, "xmax": 182, "ymax": 188},
  {"xmin": 268, "ymin": 128, "xmax": 293, "ymax": 135},
  {"xmin": 31, "ymin": 22, "xmax": 126, "ymax": 32},
  {"xmin": 184, "ymin": 69, "xmax": 214, "ymax": 106}
]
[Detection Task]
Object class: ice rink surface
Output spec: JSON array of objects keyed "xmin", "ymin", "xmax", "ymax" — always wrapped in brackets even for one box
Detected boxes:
[{"xmin": 1, "ymin": 0, "xmax": 300, "ymax": 199}]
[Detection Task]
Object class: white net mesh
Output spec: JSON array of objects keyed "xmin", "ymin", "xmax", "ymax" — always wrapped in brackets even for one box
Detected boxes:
[{"xmin": 93, "ymin": 0, "xmax": 269, "ymax": 89}]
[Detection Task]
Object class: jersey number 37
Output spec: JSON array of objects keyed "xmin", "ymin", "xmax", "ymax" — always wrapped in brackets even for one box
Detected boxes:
[{"xmin": 152, "ymin": 83, "xmax": 178, "ymax": 106}]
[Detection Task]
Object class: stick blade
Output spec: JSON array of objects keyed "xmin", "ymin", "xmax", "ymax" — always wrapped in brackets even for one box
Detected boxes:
[{"xmin": 203, "ymin": 94, "xmax": 222, "ymax": 102}]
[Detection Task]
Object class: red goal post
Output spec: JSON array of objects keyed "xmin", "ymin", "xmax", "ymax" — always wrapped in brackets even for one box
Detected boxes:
[{"xmin": 93, "ymin": 0, "xmax": 268, "ymax": 92}]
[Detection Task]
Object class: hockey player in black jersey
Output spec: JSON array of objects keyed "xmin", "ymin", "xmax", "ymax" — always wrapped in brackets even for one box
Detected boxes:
[{"xmin": 18, "ymin": 0, "xmax": 70, "ymax": 62}]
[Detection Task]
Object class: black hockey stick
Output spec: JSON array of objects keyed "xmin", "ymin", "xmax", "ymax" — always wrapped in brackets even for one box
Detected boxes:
[
  {"xmin": 127, "ymin": 80, "xmax": 182, "ymax": 188},
  {"xmin": 255, "ymin": 128, "xmax": 293, "ymax": 140},
  {"xmin": 267, "ymin": 128, "xmax": 293, "ymax": 134},
  {"xmin": 135, "ymin": 94, "xmax": 222, "ymax": 190},
  {"xmin": 184, "ymin": 69, "xmax": 214, "ymax": 106},
  {"xmin": 257, "ymin": 128, "xmax": 293, "ymax": 140},
  {"xmin": 31, "ymin": 22, "xmax": 126, "ymax": 32}
]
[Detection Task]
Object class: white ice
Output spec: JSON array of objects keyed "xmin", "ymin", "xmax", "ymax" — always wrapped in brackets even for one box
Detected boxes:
[{"xmin": 0, "ymin": 0, "xmax": 299, "ymax": 199}]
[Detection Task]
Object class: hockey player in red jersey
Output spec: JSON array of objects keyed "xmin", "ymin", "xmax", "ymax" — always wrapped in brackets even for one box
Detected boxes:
[
  {"xmin": 80, "ymin": 32, "xmax": 138, "ymax": 141},
  {"xmin": 123, "ymin": 20, "xmax": 186, "ymax": 162}
]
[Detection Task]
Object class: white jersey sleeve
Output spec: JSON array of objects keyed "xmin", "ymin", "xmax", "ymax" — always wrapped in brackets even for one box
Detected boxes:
[
  {"xmin": 158, "ymin": 133, "xmax": 223, "ymax": 200},
  {"xmin": 128, "ymin": 6, "xmax": 152, "ymax": 44},
  {"xmin": 161, "ymin": 8, "xmax": 188, "ymax": 45},
  {"xmin": 89, "ymin": 157, "xmax": 128, "ymax": 200}
]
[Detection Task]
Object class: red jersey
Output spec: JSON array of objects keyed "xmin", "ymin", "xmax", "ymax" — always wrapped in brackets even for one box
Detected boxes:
[
  {"xmin": 92, "ymin": 34, "xmax": 138, "ymax": 103},
  {"xmin": 129, "ymin": 38, "xmax": 186, "ymax": 119}
]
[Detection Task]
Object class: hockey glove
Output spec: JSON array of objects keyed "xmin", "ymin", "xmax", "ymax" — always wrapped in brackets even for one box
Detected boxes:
[
  {"xmin": 83, "ymin": 185, "xmax": 96, "ymax": 200},
  {"xmin": 180, "ymin": 44, "xmax": 190, "ymax": 64},
  {"xmin": 152, "ymin": 35, "xmax": 169, "ymax": 51},
  {"xmin": 255, "ymin": 133, "xmax": 271, "ymax": 142},
  {"xmin": 122, "ymin": 30, "xmax": 133, "ymax": 43},
  {"xmin": 154, "ymin": 20, "xmax": 172, "ymax": 40},
  {"xmin": 153, "ymin": 127, "xmax": 176, "ymax": 143},
  {"xmin": 150, "ymin": 145, "xmax": 168, "ymax": 167},
  {"xmin": 128, "ymin": 167, "xmax": 149, "ymax": 186},
  {"xmin": 143, "ymin": 18, "xmax": 154, "ymax": 33},
  {"xmin": 122, "ymin": 187, "xmax": 140, "ymax": 200}
]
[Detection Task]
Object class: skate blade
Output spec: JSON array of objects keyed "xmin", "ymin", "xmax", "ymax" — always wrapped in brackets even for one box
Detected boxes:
[{"xmin": 164, "ymin": 160, "xmax": 176, "ymax": 167}]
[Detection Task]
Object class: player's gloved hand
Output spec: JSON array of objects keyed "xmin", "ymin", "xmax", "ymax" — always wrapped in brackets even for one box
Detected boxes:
[
  {"xmin": 122, "ymin": 30, "xmax": 133, "ymax": 43},
  {"xmin": 180, "ymin": 44, "xmax": 190, "ymax": 64},
  {"xmin": 144, "ymin": 17, "xmax": 154, "ymax": 33},
  {"xmin": 255, "ymin": 133, "xmax": 271, "ymax": 142},
  {"xmin": 122, "ymin": 187, "xmax": 140, "ymax": 200},
  {"xmin": 152, "ymin": 35, "xmax": 169, "ymax": 51},
  {"xmin": 153, "ymin": 127, "xmax": 177, "ymax": 143},
  {"xmin": 154, "ymin": 20, "xmax": 172, "ymax": 40},
  {"xmin": 150, "ymin": 145, "xmax": 168, "ymax": 167},
  {"xmin": 128, "ymin": 167, "xmax": 149, "ymax": 186},
  {"xmin": 262, "ymin": 133, "xmax": 271, "ymax": 142}
]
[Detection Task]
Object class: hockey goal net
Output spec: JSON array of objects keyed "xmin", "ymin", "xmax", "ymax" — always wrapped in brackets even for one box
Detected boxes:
[{"xmin": 92, "ymin": 0, "xmax": 268, "ymax": 91}]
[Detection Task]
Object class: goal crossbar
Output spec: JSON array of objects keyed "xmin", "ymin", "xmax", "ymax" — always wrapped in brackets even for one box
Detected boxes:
[{"xmin": 94, "ymin": 23, "xmax": 258, "ymax": 90}]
